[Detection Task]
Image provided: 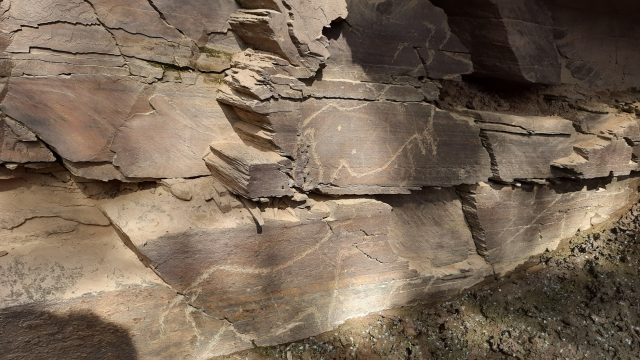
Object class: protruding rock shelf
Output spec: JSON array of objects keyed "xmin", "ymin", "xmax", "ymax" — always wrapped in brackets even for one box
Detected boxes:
[{"xmin": 2, "ymin": 0, "xmax": 640, "ymax": 358}]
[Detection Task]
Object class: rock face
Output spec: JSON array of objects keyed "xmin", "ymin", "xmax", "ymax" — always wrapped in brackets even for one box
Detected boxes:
[
  {"xmin": 2, "ymin": 0, "xmax": 640, "ymax": 358},
  {"xmin": 433, "ymin": 0, "xmax": 562, "ymax": 84},
  {"xmin": 460, "ymin": 178, "xmax": 640, "ymax": 273},
  {"xmin": 99, "ymin": 184, "xmax": 490, "ymax": 347},
  {"xmin": 294, "ymin": 100, "xmax": 491, "ymax": 194},
  {"xmin": 0, "ymin": 174, "xmax": 252, "ymax": 359}
]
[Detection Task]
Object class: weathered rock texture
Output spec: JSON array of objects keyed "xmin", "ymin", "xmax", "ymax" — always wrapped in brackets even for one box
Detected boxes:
[{"xmin": 1, "ymin": 0, "xmax": 640, "ymax": 358}]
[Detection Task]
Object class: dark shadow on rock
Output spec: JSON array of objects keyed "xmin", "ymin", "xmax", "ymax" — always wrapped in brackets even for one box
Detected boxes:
[
  {"xmin": 325, "ymin": 0, "xmax": 472, "ymax": 80},
  {"xmin": 433, "ymin": 0, "xmax": 640, "ymax": 89},
  {"xmin": 214, "ymin": 200, "xmax": 640, "ymax": 359},
  {"xmin": 0, "ymin": 306, "xmax": 137, "ymax": 360},
  {"xmin": 431, "ymin": 0, "xmax": 562, "ymax": 85}
]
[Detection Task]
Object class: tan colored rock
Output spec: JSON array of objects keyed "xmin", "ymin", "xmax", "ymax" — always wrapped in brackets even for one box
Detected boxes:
[
  {"xmin": 467, "ymin": 110, "xmax": 575, "ymax": 136},
  {"xmin": 0, "ymin": 175, "xmax": 110, "ymax": 230},
  {"xmin": 11, "ymin": 50, "xmax": 129, "ymax": 77},
  {"xmin": 109, "ymin": 29, "xmax": 195, "ymax": 67},
  {"xmin": 151, "ymin": 0, "xmax": 239, "ymax": 44},
  {"xmin": 79, "ymin": 0, "xmax": 196, "ymax": 66},
  {"xmin": 574, "ymin": 112, "xmax": 640, "ymax": 141},
  {"xmin": 86, "ymin": 0, "xmax": 184, "ymax": 41},
  {"xmin": 99, "ymin": 185, "xmax": 491, "ymax": 347},
  {"xmin": 283, "ymin": 0, "xmax": 348, "ymax": 65},
  {"xmin": 0, "ymin": 179, "xmax": 121, "ymax": 287},
  {"xmin": 296, "ymin": 100, "xmax": 491, "ymax": 194},
  {"xmin": 111, "ymin": 80, "xmax": 237, "ymax": 179},
  {"xmin": 194, "ymin": 32, "xmax": 243, "ymax": 73},
  {"xmin": 206, "ymin": 141, "xmax": 294, "ymax": 198},
  {"xmin": 63, "ymin": 160, "xmax": 128, "ymax": 182},
  {"xmin": 229, "ymin": 10, "xmax": 302, "ymax": 67},
  {"xmin": 0, "ymin": 118, "xmax": 55, "ymax": 164},
  {"xmin": 465, "ymin": 110, "xmax": 638, "ymax": 182},
  {"xmin": 160, "ymin": 178, "xmax": 194, "ymax": 201},
  {"xmin": 383, "ymin": 188, "xmax": 481, "ymax": 272},
  {"xmin": 460, "ymin": 177, "xmax": 640, "ymax": 273},
  {"xmin": 215, "ymin": 96, "xmax": 492, "ymax": 197},
  {"xmin": 158, "ymin": 177, "xmax": 222, "ymax": 202},
  {"xmin": 0, "ymin": 175, "xmax": 253, "ymax": 359},
  {"xmin": 125, "ymin": 57, "xmax": 164, "ymax": 81},
  {"xmin": 195, "ymin": 50, "xmax": 233, "ymax": 73},
  {"xmin": 552, "ymin": 136, "xmax": 637, "ymax": 178},
  {"xmin": 0, "ymin": 220, "xmax": 155, "ymax": 307},
  {"xmin": 302, "ymin": 80, "xmax": 426, "ymax": 102},
  {"xmin": 230, "ymin": 0, "xmax": 346, "ymax": 72},
  {"xmin": 6, "ymin": 23, "xmax": 119, "ymax": 55},
  {"xmin": 217, "ymin": 85, "xmax": 302, "ymax": 157},
  {"xmin": 0, "ymin": 286, "xmax": 253, "ymax": 360},
  {"xmin": 481, "ymin": 131, "xmax": 574, "ymax": 181},
  {"xmin": 1, "ymin": 75, "xmax": 149, "ymax": 163},
  {"xmin": 3, "ymin": 1, "xmax": 640, "ymax": 358},
  {"xmin": 215, "ymin": 1, "xmax": 478, "ymax": 198},
  {"xmin": 0, "ymin": 0, "xmax": 98, "ymax": 32},
  {"xmin": 98, "ymin": 184, "xmax": 250, "ymax": 250}
]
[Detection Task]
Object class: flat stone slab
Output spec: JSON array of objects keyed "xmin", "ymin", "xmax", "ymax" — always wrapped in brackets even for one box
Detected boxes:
[
  {"xmin": 460, "ymin": 177, "xmax": 640, "ymax": 272},
  {"xmin": 100, "ymin": 185, "xmax": 491, "ymax": 346},
  {"xmin": 296, "ymin": 100, "xmax": 492, "ymax": 194},
  {"xmin": 1, "ymin": 75, "xmax": 149, "ymax": 163},
  {"xmin": 464, "ymin": 110, "xmax": 638, "ymax": 182},
  {"xmin": 111, "ymin": 80, "xmax": 237, "ymax": 179},
  {"xmin": 0, "ymin": 174, "xmax": 252, "ymax": 359}
]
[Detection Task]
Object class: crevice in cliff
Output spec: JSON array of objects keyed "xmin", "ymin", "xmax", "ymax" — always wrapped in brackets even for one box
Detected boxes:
[
  {"xmin": 301, "ymin": 93, "xmax": 429, "ymax": 104},
  {"xmin": 478, "ymin": 130, "xmax": 501, "ymax": 180},
  {"xmin": 145, "ymin": 0, "xmax": 189, "ymax": 40},
  {"xmin": 482, "ymin": 128, "xmax": 572, "ymax": 138},
  {"xmin": 413, "ymin": 46, "xmax": 429, "ymax": 77},
  {"xmin": 322, "ymin": 17, "xmax": 349, "ymax": 41},
  {"xmin": 354, "ymin": 244, "xmax": 385, "ymax": 264},
  {"xmin": 455, "ymin": 187, "xmax": 489, "ymax": 259},
  {"xmin": 14, "ymin": 20, "xmax": 102, "ymax": 29},
  {"xmin": 79, "ymin": 0, "xmax": 123, "ymax": 56},
  {"xmin": 100, "ymin": 213, "xmax": 184, "ymax": 298},
  {"xmin": 23, "ymin": 46, "xmax": 122, "ymax": 58},
  {"xmin": 77, "ymin": 0, "xmax": 198, "ymax": 72},
  {"xmin": 3, "ymin": 215, "xmax": 109, "ymax": 231}
]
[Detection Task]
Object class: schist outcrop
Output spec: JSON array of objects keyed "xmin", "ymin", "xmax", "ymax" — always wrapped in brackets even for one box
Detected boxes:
[{"xmin": 1, "ymin": 0, "xmax": 640, "ymax": 358}]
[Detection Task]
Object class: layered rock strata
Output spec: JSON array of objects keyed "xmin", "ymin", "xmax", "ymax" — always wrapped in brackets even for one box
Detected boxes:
[{"xmin": 2, "ymin": 0, "xmax": 640, "ymax": 358}]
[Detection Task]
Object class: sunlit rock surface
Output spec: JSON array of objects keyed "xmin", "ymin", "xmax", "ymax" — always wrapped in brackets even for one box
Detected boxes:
[{"xmin": 2, "ymin": 0, "xmax": 640, "ymax": 357}]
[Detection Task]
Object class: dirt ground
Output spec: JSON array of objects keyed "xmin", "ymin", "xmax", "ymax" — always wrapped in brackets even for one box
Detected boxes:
[{"xmin": 216, "ymin": 201, "xmax": 640, "ymax": 360}]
